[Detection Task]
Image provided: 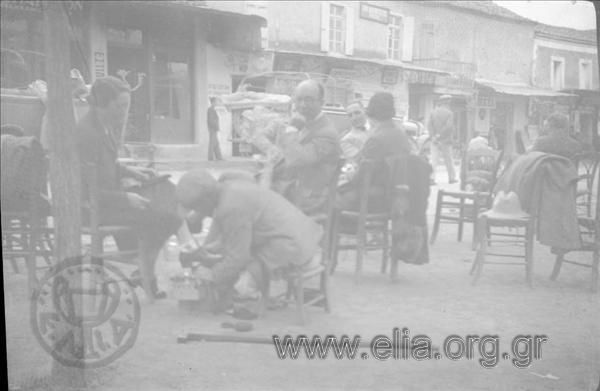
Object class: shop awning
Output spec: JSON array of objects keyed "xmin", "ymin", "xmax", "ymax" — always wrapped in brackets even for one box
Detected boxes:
[
  {"xmin": 141, "ymin": 1, "xmax": 267, "ymax": 26},
  {"xmin": 272, "ymin": 50, "xmax": 450, "ymax": 76},
  {"xmin": 475, "ymin": 78, "xmax": 576, "ymax": 97}
]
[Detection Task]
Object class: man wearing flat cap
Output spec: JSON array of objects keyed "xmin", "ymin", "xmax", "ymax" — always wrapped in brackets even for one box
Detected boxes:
[
  {"xmin": 176, "ymin": 169, "xmax": 323, "ymax": 303},
  {"xmin": 428, "ymin": 95, "xmax": 457, "ymax": 184}
]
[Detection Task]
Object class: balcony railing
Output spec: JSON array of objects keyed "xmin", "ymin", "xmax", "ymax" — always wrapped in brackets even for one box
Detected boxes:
[{"xmin": 411, "ymin": 58, "xmax": 477, "ymax": 79}]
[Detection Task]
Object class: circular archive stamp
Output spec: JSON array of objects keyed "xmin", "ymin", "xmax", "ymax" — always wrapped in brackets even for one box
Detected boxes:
[{"xmin": 30, "ymin": 256, "xmax": 141, "ymax": 368}]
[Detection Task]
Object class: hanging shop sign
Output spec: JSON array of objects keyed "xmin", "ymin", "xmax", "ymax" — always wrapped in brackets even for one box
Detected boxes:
[
  {"xmin": 381, "ymin": 67, "xmax": 399, "ymax": 85},
  {"xmin": 359, "ymin": 3, "xmax": 390, "ymax": 24},
  {"xmin": 405, "ymin": 70, "xmax": 436, "ymax": 85}
]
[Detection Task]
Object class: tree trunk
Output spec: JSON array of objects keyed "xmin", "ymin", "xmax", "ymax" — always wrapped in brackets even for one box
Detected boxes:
[{"xmin": 43, "ymin": 0, "xmax": 84, "ymax": 386}]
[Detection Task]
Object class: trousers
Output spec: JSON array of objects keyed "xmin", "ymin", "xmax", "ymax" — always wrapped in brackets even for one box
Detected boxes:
[
  {"xmin": 431, "ymin": 142, "xmax": 456, "ymax": 182},
  {"xmin": 208, "ymin": 131, "xmax": 222, "ymax": 161}
]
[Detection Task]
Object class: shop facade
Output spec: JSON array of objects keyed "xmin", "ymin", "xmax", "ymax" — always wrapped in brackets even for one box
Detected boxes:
[{"xmin": 1, "ymin": 1, "xmax": 265, "ymax": 149}]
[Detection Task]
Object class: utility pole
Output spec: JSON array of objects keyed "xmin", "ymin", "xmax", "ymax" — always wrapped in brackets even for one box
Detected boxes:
[{"xmin": 43, "ymin": 0, "xmax": 84, "ymax": 386}]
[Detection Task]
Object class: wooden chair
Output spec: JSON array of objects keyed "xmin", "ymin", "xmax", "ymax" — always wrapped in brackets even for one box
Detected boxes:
[
  {"xmin": 81, "ymin": 163, "xmax": 155, "ymax": 302},
  {"xmin": 470, "ymin": 167, "xmax": 547, "ymax": 287},
  {"xmin": 470, "ymin": 201, "xmax": 536, "ymax": 287},
  {"xmin": 573, "ymin": 152, "xmax": 600, "ymax": 217},
  {"xmin": 430, "ymin": 148, "xmax": 502, "ymax": 248},
  {"xmin": 330, "ymin": 157, "xmax": 407, "ymax": 282},
  {"xmin": 278, "ymin": 160, "xmax": 342, "ymax": 324},
  {"xmin": 550, "ymin": 167, "xmax": 600, "ymax": 292},
  {"xmin": 1, "ymin": 137, "xmax": 53, "ymax": 295}
]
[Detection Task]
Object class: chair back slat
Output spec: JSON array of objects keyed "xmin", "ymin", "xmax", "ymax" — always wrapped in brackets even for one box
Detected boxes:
[
  {"xmin": 384, "ymin": 154, "xmax": 409, "ymax": 202},
  {"xmin": 356, "ymin": 159, "xmax": 375, "ymax": 218},
  {"xmin": 462, "ymin": 148, "xmax": 501, "ymax": 192},
  {"xmin": 575, "ymin": 152, "xmax": 600, "ymax": 188}
]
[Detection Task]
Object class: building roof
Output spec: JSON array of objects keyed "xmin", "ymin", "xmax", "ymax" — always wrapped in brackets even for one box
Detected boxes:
[
  {"xmin": 418, "ymin": 1, "xmax": 535, "ymax": 23},
  {"xmin": 137, "ymin": 1, "xmax": 267, "ymax": 26},
  {"xmin": 535, "ymin": 24, "xmax": 597, "ymax": 45}
]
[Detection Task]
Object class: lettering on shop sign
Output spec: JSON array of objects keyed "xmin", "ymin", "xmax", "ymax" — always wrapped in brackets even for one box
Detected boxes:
[{"xmin": 359, "ymin": 2, "xmax": 390, "ymax": 24}]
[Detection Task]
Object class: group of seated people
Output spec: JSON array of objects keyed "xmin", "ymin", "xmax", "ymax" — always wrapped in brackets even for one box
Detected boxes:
[
  {"xmin": 76, "ymin": 76, "xmax": 422, "ymax": 311},
  {"xmin": 8, "ymin": 69, "xmax": 593, "ymax": 313},
  {"xmin": 8, "ymin": 70, "xmax": 593, "ymax": 313}
]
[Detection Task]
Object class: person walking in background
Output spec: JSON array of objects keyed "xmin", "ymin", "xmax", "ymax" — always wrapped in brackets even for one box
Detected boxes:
[
  {"xmin": 428, "ymin": 95, "xmax": 457, "ymax": 184},
  {"xmin": 207, "ymin": 96, "xmax": 223, "ymax": 161}
]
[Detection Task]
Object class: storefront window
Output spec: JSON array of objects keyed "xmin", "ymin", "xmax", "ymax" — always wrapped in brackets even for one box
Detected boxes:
[
  {"xmin": 153, "ymin": 56, "xmax": 188, "ymax": 120},
  {"xmin": 151, "ymin": 44, "xmax": 192, "ymax": 143}
]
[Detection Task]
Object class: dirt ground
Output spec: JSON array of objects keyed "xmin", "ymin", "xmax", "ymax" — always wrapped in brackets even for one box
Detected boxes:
[{"xmin": 5, "ymin": 167, "xmax": 600, "ymax": 391}]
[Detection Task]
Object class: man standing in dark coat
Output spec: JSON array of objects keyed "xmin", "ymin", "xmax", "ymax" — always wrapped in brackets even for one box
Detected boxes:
[{"xmin": 207, "ymin": 96, "xmax": 223, "ymax": 161}]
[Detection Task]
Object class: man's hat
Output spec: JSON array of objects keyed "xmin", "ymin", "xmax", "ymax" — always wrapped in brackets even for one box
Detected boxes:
[{"xmin": 482, "ymin": 191, "xmax": 529, "ymax": 220}]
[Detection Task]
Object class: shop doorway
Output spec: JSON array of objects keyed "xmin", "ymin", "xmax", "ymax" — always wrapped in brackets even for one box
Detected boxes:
[
  {"xmin": 107, "ymin": 27, "xmax": 150, "ymax": 143},
  {"xmin": 491, "ymin": 101, "xmax": 514, "ymax": 151},
  {"xmin": 150, "ymin": 42, "xmax": 192, "ymax": 144}
]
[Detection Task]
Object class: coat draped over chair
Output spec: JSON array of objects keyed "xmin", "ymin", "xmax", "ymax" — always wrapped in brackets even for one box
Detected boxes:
[{"xmin": 494, "ymin": 151, "xmax": 581, "ymax": 251}]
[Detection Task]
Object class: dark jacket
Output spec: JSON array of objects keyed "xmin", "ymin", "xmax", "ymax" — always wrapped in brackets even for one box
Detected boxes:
[
  {"xmin": 531, "ymin": 134, "xmax": 584, "ymax": 162},
  {"xmin": 76, "ymin": 110, "xmax": 181, "ymax": 244},
  {"xmin": 389, "ymin": 154, "xmax": 432, "ymax": 264},
  {"xmin": 272, "ymin": 113, "xmax": 341, "ymax": 214},
  {"xmin": 208, "ymin": 181, "xmax": 323, "ymax": 286},
  {"xmin": 207, "ymin": 106, "xmax": 219, "ymax": 132},
  {"xmin": 354, "ymin": 119, "xmax": 412, "ymax": 189},
  {"xmin": 494, "ymin": 151, "xmax": 581, "ymax": 250},
  {"xmin": 76, "ymin": 110, "xmax": 129, "ymax": 210}
]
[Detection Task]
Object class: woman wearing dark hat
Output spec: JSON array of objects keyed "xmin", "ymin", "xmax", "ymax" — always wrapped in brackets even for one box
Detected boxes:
[
  {"xmin": 337, "ymin": 92, "xmax": 412, "ymax": 211},
  {"xmin": 337, "ymin": 92, "xmax": 433, "ymax": 267}
]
